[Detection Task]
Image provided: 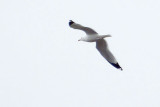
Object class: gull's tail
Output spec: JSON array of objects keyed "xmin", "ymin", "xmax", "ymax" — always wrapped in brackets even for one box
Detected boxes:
[{"xmin": 100, "ymin": 35, "xmax": 112, "ymax": 38}]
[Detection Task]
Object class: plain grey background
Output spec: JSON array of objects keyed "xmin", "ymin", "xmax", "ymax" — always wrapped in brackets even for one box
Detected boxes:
[{"xmin": 0, "ymin": 0, "xmax": 160, "ymax": 107}]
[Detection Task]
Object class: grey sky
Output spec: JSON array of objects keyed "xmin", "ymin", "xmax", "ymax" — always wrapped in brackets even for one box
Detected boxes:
[{"xmin": 0, "ymin": 0, "xmax": 160, "ymax": 107}]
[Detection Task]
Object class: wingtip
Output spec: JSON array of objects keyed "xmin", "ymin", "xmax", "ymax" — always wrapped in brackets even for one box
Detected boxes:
[
  {"xmin": 119, "ymin": 67, "xmax": 123, "ymax": 71},
  {"xmin": 69, "ymin": 20, "xmax": 74, "ymax": 26},
  {"xmin": 110, "ymin": 62, "xmax": 123, "ymax": 71}
]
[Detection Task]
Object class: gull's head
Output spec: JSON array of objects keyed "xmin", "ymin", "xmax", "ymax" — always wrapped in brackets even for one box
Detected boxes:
[{"xmin": 78, "ymin": 37, "xmax": 85, "ymax": 41}]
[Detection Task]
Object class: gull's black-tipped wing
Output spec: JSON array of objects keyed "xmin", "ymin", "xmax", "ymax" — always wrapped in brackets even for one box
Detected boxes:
[
  {"xmin": 96, "ymin": 39, "xmax": 122, "ymax": 70},
  {"xmin": 69, "ymin": 20, "xmax": 98, "ymax": 35}
]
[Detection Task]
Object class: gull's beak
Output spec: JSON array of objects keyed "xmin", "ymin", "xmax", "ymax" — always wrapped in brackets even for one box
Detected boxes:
[{"xmin": 106, "ymin": 35, "xmax": 112, "ymax": 37}]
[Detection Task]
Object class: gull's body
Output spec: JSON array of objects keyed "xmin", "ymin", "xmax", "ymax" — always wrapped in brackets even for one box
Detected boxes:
[
  {"xmin": 69, "ymin": 20, "xmax": 122, "ymax": 70},
  {"xmin": 80, "ymin": 35, "xmax": 111, "ymax": 42}
]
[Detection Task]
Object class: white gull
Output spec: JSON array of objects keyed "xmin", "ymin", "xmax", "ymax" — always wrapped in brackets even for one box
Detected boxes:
[{"xmin": 69, "ymin": 20, "xmax": 122, "ymax": 70}]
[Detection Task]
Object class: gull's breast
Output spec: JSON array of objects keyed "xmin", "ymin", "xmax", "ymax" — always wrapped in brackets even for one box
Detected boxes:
[{"xmin": 86, "ymin": 36, "xmax": 99, "ymax": 42}]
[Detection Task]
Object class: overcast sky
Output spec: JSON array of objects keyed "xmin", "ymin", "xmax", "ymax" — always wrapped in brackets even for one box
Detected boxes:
[{"xmin": 0, "ymin": 0, "xmax": 160, "ymax": 107}]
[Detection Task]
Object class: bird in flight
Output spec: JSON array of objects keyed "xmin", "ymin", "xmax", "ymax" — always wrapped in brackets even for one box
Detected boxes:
[{"xmin": 69, "ymin": 20, "xmax": 122, "ymax": 70}]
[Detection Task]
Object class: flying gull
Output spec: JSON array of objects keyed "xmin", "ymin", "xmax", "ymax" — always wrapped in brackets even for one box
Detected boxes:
[{"xmin": 69, "ymin": 20, "xmax": 122, "ymax": 70}]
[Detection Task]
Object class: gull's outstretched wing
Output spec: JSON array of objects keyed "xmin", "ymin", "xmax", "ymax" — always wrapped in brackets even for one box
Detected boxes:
[
  {"xmin": 96, "ymin": 39, "xmax": 122, "ymax": 70},
  {"xmin": 69, "ymin": 20, "xmax": 98, "ymax": 35}
]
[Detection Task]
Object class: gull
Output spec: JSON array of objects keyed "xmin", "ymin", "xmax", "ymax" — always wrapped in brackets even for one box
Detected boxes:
[{"xmin": 69, "ymin": 20, "xmax": 122, "ymax": 70}]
